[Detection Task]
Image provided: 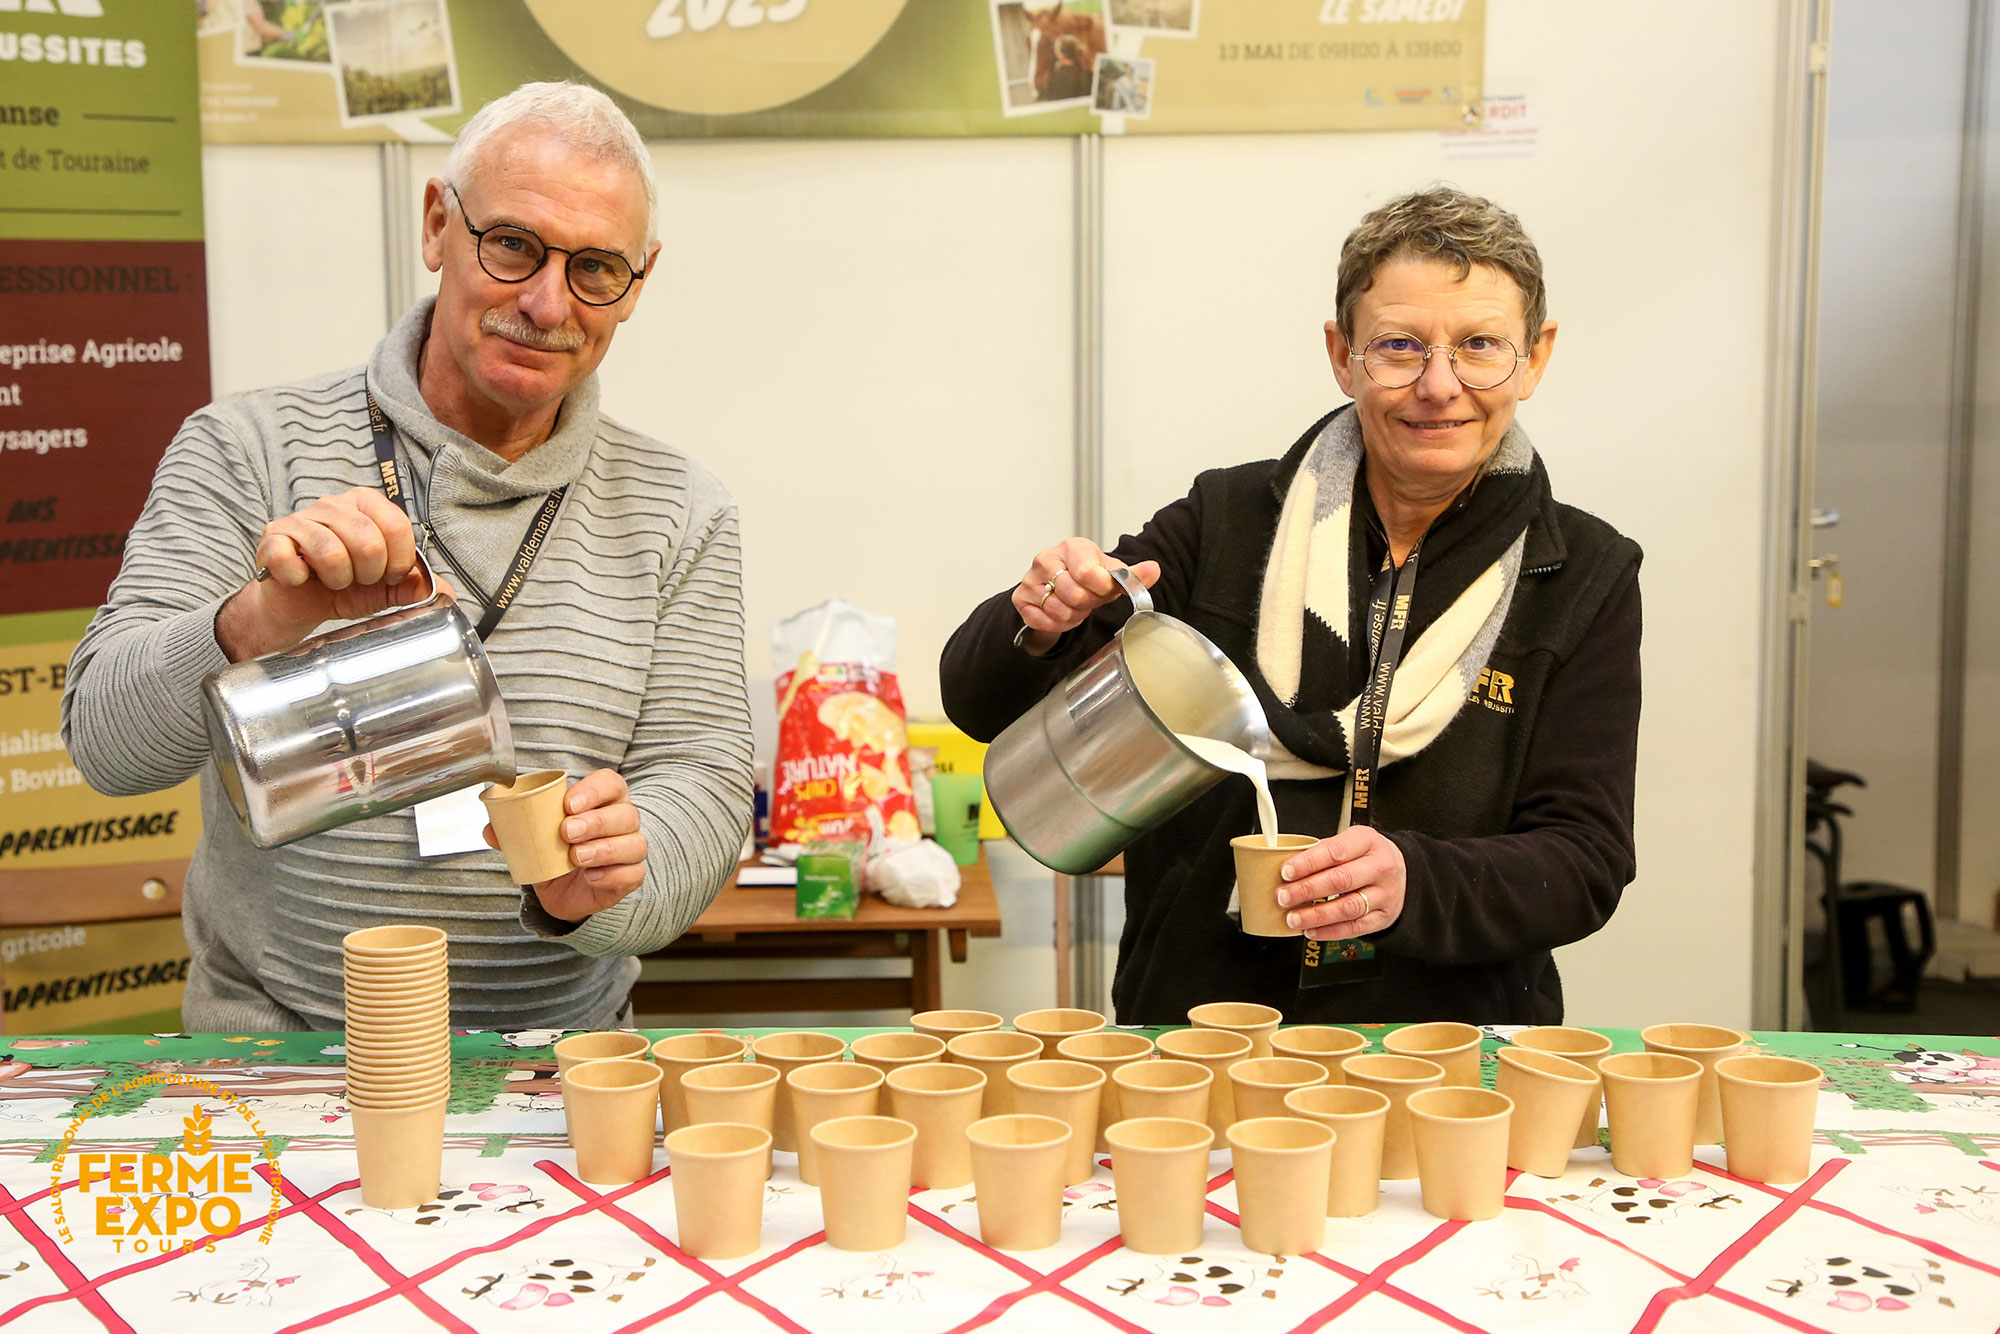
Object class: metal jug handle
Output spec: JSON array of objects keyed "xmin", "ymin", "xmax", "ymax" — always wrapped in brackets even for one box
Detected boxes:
[
  {"xmin": 1109, "ymin": 565, "xmax": 1153, "ymax": 617},
  {"xmin": 253, "ymin": 541, "xmax": 446, "ymax": 616}
]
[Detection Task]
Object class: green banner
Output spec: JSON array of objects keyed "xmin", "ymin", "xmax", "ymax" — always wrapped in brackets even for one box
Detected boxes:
[{"xmin": 198, "ymin": 0, "xmax": 1486, "ymax": 143}]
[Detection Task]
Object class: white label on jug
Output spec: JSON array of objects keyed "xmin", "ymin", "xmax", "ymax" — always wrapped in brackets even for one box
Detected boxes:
[
  {"xmin": 1175, "ymin": 733, "xmax": 1278, "ymax": 846},
  {"xmin": 415, "ymin": 784, "xmax": 493, "ymax": 857}
]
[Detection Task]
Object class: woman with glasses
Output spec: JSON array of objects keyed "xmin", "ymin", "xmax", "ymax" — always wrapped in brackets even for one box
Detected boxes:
[{"xmin": 940, "ymin": 186, "xmax": 1642, "ymax": 1027}]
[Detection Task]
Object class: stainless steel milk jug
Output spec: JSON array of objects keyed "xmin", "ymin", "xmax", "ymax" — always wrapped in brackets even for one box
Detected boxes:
[
  {"xmin": 201, "ymin": 551, "xmax": 514, "ymax": 848},
  {"xmin": 983, "ymin": 567, "xmax": 1268, "ymax": 874}
]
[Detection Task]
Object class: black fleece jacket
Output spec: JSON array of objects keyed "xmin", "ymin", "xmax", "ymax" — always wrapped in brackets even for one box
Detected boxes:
[{"xmin": 940, "ymin": 423, "xmax": 1643, "ymax": 1026}]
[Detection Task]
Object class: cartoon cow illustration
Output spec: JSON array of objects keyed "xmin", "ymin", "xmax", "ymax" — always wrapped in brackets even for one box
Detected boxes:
[
  {"xmin": 1475, "ymin": 1254, "xmax": 1588, "ymax": 1302},
  {"xmin": 1839, "ymin": 1043, "xmax": 2000, "ymax": 1086},
  {"xmin": 175, "ymin": 1258, "xmax": 300, "ymax": 1306},
  {"xmin": 820, "ymin": 1253, "xmax": 933, "ymax": 1303},
  {"xmin": 1885, "ymin": 1184, "xmax": 2000, "ymax": 1227},
  {"xmin": 1767, "ymin": 1255, "xmax": 1954, "ymax": 1312},
  {"xmin": 1547, "ymin": 1177, "xmax": 1743, "ymax": 1228},
  {"xmin": 498, "ymin": 1030, "xmax": 567, "ymax": 1051},
  {"xmin": 463, "ymin": 1255, "xmax": 656, "ymax": 1308},
  {"xmin": 1105, "ymin": 1255, "xmax": 1286, "ymax": 1307}
]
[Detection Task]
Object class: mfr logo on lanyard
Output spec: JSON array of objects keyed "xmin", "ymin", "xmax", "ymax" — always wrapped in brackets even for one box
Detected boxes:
[
  {"xmin": 1298, "ymin": 537, "xmax": 1420, "ymax": 991},
  {"xmin": 363, "ymin": 389, "xmax": 565, "ymax": 642}
]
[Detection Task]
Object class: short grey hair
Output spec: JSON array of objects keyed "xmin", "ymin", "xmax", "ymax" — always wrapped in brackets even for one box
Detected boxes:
[
  {"xmin": 442, "ymin": 81, "xmax": 657, "ymax": 251},
  {"xmin": 1336, "ymin": 186, "xmax": 1546, "ymax": 346}
]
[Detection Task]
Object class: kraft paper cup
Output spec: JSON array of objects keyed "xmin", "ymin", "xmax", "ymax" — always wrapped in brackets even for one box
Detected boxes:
[
  {"xmin": 787, "ymin": 1061, "xmax": 883, "ymax": 1186},
  {"xmin": 1113, "ymin": 1059, "xmax": 1214, "ymax": 1126},
  {"xmin": 346, "ymin": 1077, "xmax": 450, "ymax": 1108},
  {"xmin": 480, "ymin": 769, "xmax": 574, "ymax": 885},
  {"xmin": 913, "ymin": 1010, "xmax": 1004, "ymax": 1045},
  {"xmin": 1231, "ymin": 833, "xmax": 1321, "ymax": 936},
  {"xmin": 561, "ymin": 1058, "xmax": 664, "ymax": 1185},
  {"xmin": 810, "ymin": 1116, "xmax": 917, "ymax": 1251},
  {"xmin": 1511, "ymin": 1026, "xmax": 1615, "ymax": 1149},
  {"xmin": 341, "ymin": 990, "xmax": 448, "ymax": 1014},
  {"xmin": 1270, "ymin": 1026, "xmax": 1369, "ymax": 1085},
  {"xmin": 1106, "ymin": 1117, "xmax": 1215, "ymax": 1254},
  {"xmin": 554, "ymin": 1031, "xmax": 653, "ymax": 1077},
  {"xmin": 1285, "ymin": 1084, "xmax": 1388, "ymax": 1217},
  {"xmin": 1495, "ymin": 1047, "xmax": 1599, "ymax": 1177},
  {"xmin": 886, "ymin": 1061, "xmax": 987, "ymax": 1189},
  {"xmin": 1155, "ymin": 1028, "xmax": 1254, "ymax": 1135},
  {"xmin": 751, "ymin": 1031, "xmax": 846, "ymax": 1152},
  {"xmin": 666, "ymin": 1123, "xmax": 771, "ymax": 1260},
  {"xmin": 1188, "ymin": 1002, "xmax": 1284, "ymax": 1060},
  {"xmin": 682, "ymin": 1062, "xmax": 780, "ymax": 1177},
  {"xmin": 1056, "ymin": 1031, "xmax": 1155, "ymax": 1151},
  {"xmin": 967, "ymin": 1114, "xmax": 1072, "ymax": 1251},
  {"xmin": 1600, "ymin": 1051, "xmax": 1703, "ymax": 1179},
  {"xmin": 850, "ymin": 1031, "xmax": 947, "ymax": 1076},
  {"xmin": 1343, "ymin": 1053, "xmax": 1446, "ymax": 1180},
  {"xmin": 652, "ymin": 1033, "xmax": 750, "ymax": 1138},
  {"xmin": 947, "ymin": 1031, "xmax": 1045, "ymax": 1117},
  {"xmin": 1641, "ymin": 1024, "xmax": 1748, "ymax": 1144},
  {"xmin": 1383, "ymin": 1022, "xmax": 1483, "ymax": 1088},
  {"xmin": 1006, "ymin": 1059, "xmax": 1106, "ymax": 1187},
  {"xmin": 1717, "ymin": 1056, "xmax": 1824, "ymax": 1184},
  {"xmin": 351, "ymin": 1097, "xmax": 447, "ymax": 1209},
  {"xmin": 341, "ymin": 962, "xmax": 447, "ymax": 987},
  {"xmin": 1012, "ymin": 1008, "xmax": 1106, "ymax": 1058},
  {"xmin": 1408, "ymin": 1087, "xmax": 1513, "ymax": 1221},
  {"xmin": 1226, "ymin": 1118, "xmax": 1334, "ymax": 1257},
  {"xmin": 1228, "ymin": 1057, "xmax": 1329, "ymax": 1124},
  {"xmin": 342, "ymin": 925, "xmax": 448, "ymax": 958}
]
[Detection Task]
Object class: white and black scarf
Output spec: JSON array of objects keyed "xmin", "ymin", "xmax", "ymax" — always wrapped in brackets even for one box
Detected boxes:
[{"xmin": 1250, "ymin": 408, "xmax": 1547, "ymax": 782}]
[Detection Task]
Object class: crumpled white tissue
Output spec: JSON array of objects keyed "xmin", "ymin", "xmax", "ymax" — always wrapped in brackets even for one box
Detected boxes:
[{"xmin": 866, "ymin": 837, "xmax": 961, "ymax": 908}]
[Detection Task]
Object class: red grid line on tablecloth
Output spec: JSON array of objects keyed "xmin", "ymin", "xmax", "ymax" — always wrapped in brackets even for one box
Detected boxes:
[
  {"xmin": 270, "ymin": 1162, "xmax": 671, "ymax": 1333},
  {"xmin": 1626, "ymin": 1159, "xmax": 1846, "ymax": 1334},
  {"xmin": 1507, "ymin": 1192, "xmax": 1844, "ymax": 1334},
  {"xmin": 1707, "ymin": 1159, "xmax": 2000, "ymax": 1280},
  {"xmin": 907, "ymin": 1198, "xmax": 1149, "ymax": 1334},
  {"xmin": 267, "ymin": 1168, "xmax": 476, "ymax": 1334},
  {"xmin": 1201, "ymin": 1177, "xmax": 1470, "ymax": 1334},
  {"xmin": 0, "ymin": 1181, "xmax": 133, "ymax": 1334},
  {"xmin": 532, "ymin": 1159, "xmax": 819, "ymax": 1334},
  {"xmin": 0, "ymin": 1168, "xmax": 356, "ymax": 1328}
]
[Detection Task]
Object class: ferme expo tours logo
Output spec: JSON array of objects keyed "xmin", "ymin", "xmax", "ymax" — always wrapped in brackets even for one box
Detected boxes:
[{"xmin": 49, "ymin": 1073, "xmax": 283, "ymax": 1254}]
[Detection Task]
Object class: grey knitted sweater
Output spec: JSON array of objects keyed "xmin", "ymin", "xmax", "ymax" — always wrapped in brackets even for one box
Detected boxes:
[{"xmin": 61, "ymin": 299, "xmax": 755, "ymax": 1033}]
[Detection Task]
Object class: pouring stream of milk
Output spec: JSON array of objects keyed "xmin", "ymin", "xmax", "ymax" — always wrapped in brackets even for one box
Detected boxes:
[{"xmin": 1175, "ymin": 733, "xmax": 1278, "ymax": 846}]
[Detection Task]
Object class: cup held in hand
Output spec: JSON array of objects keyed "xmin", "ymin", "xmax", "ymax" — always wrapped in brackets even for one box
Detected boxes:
[
  {"xmin": 481, "ymin": 769, "xmax": 573, "ymax": 884},
  {"xmin": 1231, "ymin": 834, "xmax": 1320, "ymax": 936}
]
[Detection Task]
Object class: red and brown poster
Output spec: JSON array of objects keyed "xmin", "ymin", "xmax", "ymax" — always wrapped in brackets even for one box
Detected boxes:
[
  {"xmin": 1, "ymin": 0, "xmax": 210, "ymax": 617},
  {"xmin": 0, "ymin": 0, "xmax": 206, "ymax": 1031}
]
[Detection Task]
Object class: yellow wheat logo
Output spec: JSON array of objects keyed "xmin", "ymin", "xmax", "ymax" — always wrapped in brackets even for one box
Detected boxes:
[{"xmin": 181, "ymin": 1107, "xmax": 212, "ymax": 1157}]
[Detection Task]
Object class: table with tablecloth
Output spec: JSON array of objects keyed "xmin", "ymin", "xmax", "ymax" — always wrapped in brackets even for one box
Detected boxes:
[{"xmin": 0, "ymin": 1025, "xmax": 1995, "ymax": 1333}]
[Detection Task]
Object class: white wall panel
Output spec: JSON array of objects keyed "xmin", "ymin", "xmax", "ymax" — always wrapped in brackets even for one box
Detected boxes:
[
  {"xmin": 202, "ymin": 144, "xmax": 390, "ymax": 397},
  {"xmin": 1101, "ymin": 0, "xmax": 1789, "ymax": 1028}
]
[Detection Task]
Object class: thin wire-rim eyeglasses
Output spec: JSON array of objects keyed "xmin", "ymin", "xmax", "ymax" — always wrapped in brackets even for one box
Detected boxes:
[
  {"xmin": 1359, "ymin": 332, "xmax": 1528, "ymax": 390},
  {"xmin": 446, "ymin": 184, "xmax": 647, "ymax": 307}
]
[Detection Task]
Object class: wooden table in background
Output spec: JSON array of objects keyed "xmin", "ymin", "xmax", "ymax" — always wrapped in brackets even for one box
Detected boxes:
[{"xmin": 634, "ymin": 848, "xmax": 1002, "ymax": 1017}]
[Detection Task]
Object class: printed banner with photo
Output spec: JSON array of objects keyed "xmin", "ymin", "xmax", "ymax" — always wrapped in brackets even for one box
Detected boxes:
[
  {"xmin": 198, "ymin": 0, "xmax": 1485, "ymax": 142},
  {"xmin": 0, "ymin": 1, "xmax": 207, "ymax": 874}
]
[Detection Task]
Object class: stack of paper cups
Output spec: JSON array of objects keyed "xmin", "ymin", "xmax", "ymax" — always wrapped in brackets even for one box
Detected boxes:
[{"xmin": 342, "ymin": 925, "xmax": 451, "ymax": 1209}]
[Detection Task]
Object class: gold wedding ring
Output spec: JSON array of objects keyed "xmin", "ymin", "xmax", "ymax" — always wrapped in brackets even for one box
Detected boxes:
[
  {"xmin": 1354, "ymin": 890, "xmax": 1372, "ymax": 918},
  {"xmin": 1036, "ymin": 578, "xmax": 1057, "ymax": 610}
]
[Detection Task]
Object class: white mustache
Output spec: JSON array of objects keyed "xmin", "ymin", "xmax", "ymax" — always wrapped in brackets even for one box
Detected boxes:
[{"xmin": 480, "ymin": 309, "xmax": 584, "ymax": 352}]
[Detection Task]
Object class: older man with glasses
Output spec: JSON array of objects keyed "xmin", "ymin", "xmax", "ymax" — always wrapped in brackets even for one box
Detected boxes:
[
  {"xmin": 62, "ymin": 82, "xmax": 754, "ymax": 1034},
  {"xmin": 942, "ymin": 185, "xmax": 1644, "ymax": 1028}
]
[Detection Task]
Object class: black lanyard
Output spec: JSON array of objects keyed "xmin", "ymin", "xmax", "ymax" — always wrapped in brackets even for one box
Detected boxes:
[
  {"xmin": 366, "ymin": 390, "xmax": 565, "ymax": 641},
  {"xmin": 1298, "ymin": 535, "xmax": 1422, "ymax": 990}
]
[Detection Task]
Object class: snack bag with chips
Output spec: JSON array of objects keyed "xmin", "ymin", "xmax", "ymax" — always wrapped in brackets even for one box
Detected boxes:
[{"xmin": 771, "ymin": 600, "xmax": 921, "ymax": 847}]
